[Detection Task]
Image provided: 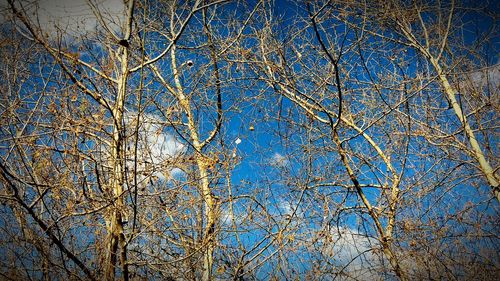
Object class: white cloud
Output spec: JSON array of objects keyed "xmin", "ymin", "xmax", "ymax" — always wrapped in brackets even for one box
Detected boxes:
[
  {"xmin": 273, "ymin": 199, "xmax": 306, "ymax": 224},
  {"xmin": 2, "ymin": 0, "xmax": 127, "ymax": 39},
  {"xmin": 318, "ymin": 227, "xmax": 385, "ymax": 280},
  {"xmin": 270, "ymin": 152, "xmax": 289, "ymax": 167},
  {"xmin": 465, "ymin": 63, "xmax": 500, "ymax": 90},
  {"xmin": 220, "ymin": 205, "xmax": 245, "ymax": 226},
  {"xmin": 278, "ymin": 199, "xmax": 293, "ymax": 216},
  {"xmin": 124, "ymin": 113, "xmax": 187, "ymax": 182}
]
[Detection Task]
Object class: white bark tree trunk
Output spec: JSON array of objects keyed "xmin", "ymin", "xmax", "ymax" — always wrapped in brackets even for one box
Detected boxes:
[{"xmin": 429, "ymin": 58, "xmax": 500, "ymax": 202}]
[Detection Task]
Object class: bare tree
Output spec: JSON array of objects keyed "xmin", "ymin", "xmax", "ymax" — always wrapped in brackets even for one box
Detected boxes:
[
  {"xmin": 358, "ymin": 0, "xmax": 499, "ymax": 202},
  {"xmin": 0, "ymin": 0, "xmax": 498, "ymax": 280},
  {"xmin": 243, "ymin": 0, "xmax": 498, "ymax": 279},
  {"xmin": 0, "ymin": 0, "xmax": 247, "ymax": 279}
]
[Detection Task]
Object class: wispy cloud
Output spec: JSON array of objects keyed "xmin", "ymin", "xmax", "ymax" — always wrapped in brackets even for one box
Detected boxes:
[
  {"xmin": 220, "ymin": 205, "xmax": 245, "ymax": 226},
  {"xmin": 270, "ymin": 152, "xmax": 289, "ymax": 167}
]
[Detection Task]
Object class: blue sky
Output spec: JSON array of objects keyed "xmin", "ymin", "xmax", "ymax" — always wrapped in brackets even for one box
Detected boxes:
[{"xmin": 0, "ymin": 0, "xmax": 498, "ymax": 279}]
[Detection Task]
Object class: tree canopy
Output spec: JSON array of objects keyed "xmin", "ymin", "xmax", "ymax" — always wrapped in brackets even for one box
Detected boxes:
[{"xmin": 0, "ymin": 0, "xmax": 498, "ymax": 280}]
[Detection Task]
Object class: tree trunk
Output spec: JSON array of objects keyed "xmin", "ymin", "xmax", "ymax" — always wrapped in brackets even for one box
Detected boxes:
[
  {"xmin": 429, "ymin": 57, "xmax": 500, "ymax": 202},
  {"xmin": 199, "ymin": 156, "xmax": 216, "ymax": 281},
  {"xmin": 105, "ymin": 44, "xmax": 130, "ymax": 281}
]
